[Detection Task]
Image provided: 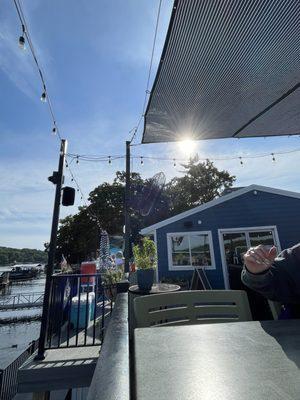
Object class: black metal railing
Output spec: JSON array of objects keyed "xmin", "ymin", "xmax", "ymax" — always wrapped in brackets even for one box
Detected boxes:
[
  {"xmin": 44, "ymin": 273, "xmax": 112, "ymax": 350},
  {"xmin": 0, "ymin": 340, "xmax": 38, "ymax": 400}
]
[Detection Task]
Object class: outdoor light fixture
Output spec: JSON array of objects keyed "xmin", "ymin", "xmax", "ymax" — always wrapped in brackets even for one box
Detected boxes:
[
  {"xmin": 41, "ymin": 91, "xmax": 47, "ymax": 102},
  {"xmin": 18, "ymin": 24, "xmax": 26, "ymax": 50},
  {"xmin": 18, "ymin": 35, "xmax": 25, "ymax": 49}
]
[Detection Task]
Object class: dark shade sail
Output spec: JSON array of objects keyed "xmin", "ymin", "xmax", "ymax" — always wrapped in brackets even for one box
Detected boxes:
[{"xmin": 142, "ymin": 0, "xmax": 300, "ymax": 143}]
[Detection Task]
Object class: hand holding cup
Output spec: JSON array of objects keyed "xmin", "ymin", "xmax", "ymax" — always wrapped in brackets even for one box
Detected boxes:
[{"xmin": 243, "ymin": 245, "xmax": 277, "ymax": 274}]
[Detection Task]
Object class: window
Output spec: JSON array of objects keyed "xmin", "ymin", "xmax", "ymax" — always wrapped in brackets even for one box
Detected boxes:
[{"xmin": 168, "ymin": 232, "xmax": 215, "ymax": 270}]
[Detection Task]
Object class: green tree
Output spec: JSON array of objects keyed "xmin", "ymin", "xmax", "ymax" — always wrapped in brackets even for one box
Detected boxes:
[
  {"xmin": 55, "ymin": 162, "xmax": 235, "ymax": 263},
  {"xmin": 166, "ymin": 157, "xmax": 235, "ymax": 215},
  {"xmin": 0, "ymin": 246, "xmax": 48, "ymax": 265}
]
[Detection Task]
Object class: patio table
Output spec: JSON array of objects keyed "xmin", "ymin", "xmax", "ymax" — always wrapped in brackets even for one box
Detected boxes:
[{"xmin": 134, "ymin": 319, "xmax": 300, "ymax": 400}]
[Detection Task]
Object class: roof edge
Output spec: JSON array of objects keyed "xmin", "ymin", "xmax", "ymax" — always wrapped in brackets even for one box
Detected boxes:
[{"xmin": 140, "ymin": 184, "xmax": 300, "ymax": 234}]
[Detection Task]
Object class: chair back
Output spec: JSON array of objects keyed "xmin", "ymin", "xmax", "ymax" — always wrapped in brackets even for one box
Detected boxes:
[{"xmin": 134, "ymin": 290, "xmax": 252, "ymax": 328}]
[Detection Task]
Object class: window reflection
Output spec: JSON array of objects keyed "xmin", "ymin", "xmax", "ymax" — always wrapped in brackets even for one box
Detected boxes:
[{"xmin": 170, "ymin": 234, "xmax": 212, "ymax": 268}]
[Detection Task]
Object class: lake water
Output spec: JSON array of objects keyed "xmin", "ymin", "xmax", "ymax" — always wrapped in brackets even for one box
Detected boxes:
[{"xmin": 0, "ymin": 267, "xmax": 46, "ymax": 368}]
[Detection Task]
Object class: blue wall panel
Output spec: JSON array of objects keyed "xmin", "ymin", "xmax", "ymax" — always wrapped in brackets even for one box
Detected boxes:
[{"xmin": 156, "ymin": 190, "xmax": 300, "ymax": 287}]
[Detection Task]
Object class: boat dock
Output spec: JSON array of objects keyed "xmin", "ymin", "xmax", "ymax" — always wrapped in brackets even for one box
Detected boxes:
[{"xmin": 0, "ymin": 292, "xmax": 44, "ymax": 310}]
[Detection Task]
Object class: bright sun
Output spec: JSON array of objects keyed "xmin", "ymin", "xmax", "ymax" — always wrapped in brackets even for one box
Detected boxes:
[{"xmin": 178, "ymin": 139, "xmax": 196, "ymax": 156}]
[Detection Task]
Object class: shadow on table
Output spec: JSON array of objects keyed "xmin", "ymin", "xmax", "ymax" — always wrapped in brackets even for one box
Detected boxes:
[{"xmin": 260, "ymin": 320, "xmax": 300, "ymax": 369}]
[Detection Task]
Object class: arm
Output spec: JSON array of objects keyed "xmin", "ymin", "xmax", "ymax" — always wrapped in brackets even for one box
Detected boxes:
[{"xmin": 241, "ymin": 243, "xmax": 300, "ymax": 304}]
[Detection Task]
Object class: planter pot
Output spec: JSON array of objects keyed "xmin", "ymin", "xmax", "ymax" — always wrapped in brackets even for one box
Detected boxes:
[
  {"xmin": 137, "ymin": 269, "xmax": 155, "ymax": 292},
  {"xmin": 104, "ymin": 285, "xmax": 118, "ymax": 301}
]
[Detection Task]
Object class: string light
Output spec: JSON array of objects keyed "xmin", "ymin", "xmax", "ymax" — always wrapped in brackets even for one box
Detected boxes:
[
  {"xmin": 18, "ymin": 24, "xmax": 25, "ymax": 50},
  {"xmin": 40, "ymin": 88, "xmax": 47, "ymax": 102},
  {"xmin": 13, "ymin": 0, "xmax": 62, "ymax": 140},
  {"xmin": 64, "ymin": 157, "xmax": 101, "ymax": 227},
  {"xmin": 66, "ymin": 146, "xmax": 300, "ymax": 168},
  {"xmin": 271, "ymin": 153, "xmax": 276, "ymax": 162},
  {"xmin": 76, "ymin": 156, "xmax": 79, "ymax": 164}
]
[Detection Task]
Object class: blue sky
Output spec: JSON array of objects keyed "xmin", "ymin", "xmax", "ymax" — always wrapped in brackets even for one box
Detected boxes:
[{"xmin": 1, "ymin": 0, "xmax": 300, "ymax": 250}]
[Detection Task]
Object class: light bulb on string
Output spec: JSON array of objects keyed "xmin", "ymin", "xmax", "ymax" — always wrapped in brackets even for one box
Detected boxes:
[
  {"xmin": 18, "ymin": 24, "xmax": 26, "ymax": 50},
  {"xmin": 239, "ymin": 157, "xmax": 244, "ymax": 166},
  {"xmin": 19, "ymin": 35, "xmax": 25, "ymax": 50},
  {"xmin": 108, "ymin": 156, "xmax": 111, "ymax": 165},
  {"xmin": 173, "ymin": 158, "xmax": 176, "ymax": 167},
  {"xmin": 76, "ymin": 156, "xmax": 79, "ymax": 164},
  {"xmin": 140, "ymin": 156, "xmax": 144, "ymax": 165},
  {"xmin": 71, "ymin": 178, "xmax": 74, "ymax": 182},
  {"xmin": 271, "ymin": 153, "xmax": 276, "ymax": 162},
  {"xmin": 52, "ymin": 126, "xmax": 57, "ymax": 135},
  {"xmin": 40, "ymin": 91, "xmax": 47, "ymax": 102}
]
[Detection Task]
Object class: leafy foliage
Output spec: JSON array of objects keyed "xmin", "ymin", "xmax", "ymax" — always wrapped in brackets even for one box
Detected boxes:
[
  {"xmin": 133, "ymin": 237, "xmax": 157, "ymax": 270},
  {"xmin": 56, "ymin": 159, "xmax": 235, "ymax": 263},
  {"xmin": 0, "ymin": 246, "xmax": 47, "ymax": 265},
  {"xmin": 166, "ymin": 157, "xmax": 235, "ymax": 215},
  {"xmin": 101, "ymin": 267, "xmax": 124, "ymax": 286}
]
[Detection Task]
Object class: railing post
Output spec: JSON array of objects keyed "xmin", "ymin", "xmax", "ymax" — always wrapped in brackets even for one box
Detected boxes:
[
  {"xmin": 124, "ymin": 140, "xmax": 131, "ymax": 273},
  {"xmin": 35, "ymin": 139, "xmax": 67, "ymax": 360}
]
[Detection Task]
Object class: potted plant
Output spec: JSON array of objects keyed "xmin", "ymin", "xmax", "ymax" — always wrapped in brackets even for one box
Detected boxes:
[
  {"xmin": 133, "ymin": 237, "xmax": 157, "ymax": 291},
  {"xmin": 101, "ymin": 267, "xmax": 123, "ymax": 301}
]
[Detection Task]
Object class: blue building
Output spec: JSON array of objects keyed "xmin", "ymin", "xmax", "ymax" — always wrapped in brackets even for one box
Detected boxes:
[{"xmin": 141, "ymin": 185, "xmax": 300, "ymax": 290}]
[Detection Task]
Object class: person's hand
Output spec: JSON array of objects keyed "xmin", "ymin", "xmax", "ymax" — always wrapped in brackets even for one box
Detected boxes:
[{"xmin": 243, "ymin": 245, "xmax": 277, "ymax": 274}]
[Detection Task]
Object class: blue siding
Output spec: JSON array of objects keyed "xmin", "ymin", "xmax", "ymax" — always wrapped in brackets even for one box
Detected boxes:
[{"xmin": 156, "ymin": 190, "xmax": 300, "ymax": 287}]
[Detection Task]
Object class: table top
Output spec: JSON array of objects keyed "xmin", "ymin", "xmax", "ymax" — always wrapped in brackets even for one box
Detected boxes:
[
  {"xmin": 129, "ymin": 283, "xmax": 181, "ymax": 294},
  {"xmin": 134, "ymin": 319, "xmax": 300, "ymax": 400}
]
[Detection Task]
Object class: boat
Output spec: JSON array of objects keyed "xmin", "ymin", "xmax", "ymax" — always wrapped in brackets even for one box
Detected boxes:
[{"xmin": 9, "ymin": 265, "xmax": 40, "ymax": 281}]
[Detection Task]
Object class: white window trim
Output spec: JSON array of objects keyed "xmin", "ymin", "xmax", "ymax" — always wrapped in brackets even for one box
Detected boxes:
[
  {"xmin": 167, "ymin": 231, "xmax": 216, "ymax": 271},
  {"xmin": 218, "ymin": 225, "xmax": 281, "ymax": 289}
]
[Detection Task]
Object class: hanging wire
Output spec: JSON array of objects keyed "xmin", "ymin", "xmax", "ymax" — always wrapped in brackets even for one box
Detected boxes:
[
  {"xmin": 66, "ymin": 146, "xmax": 300, "ymax": 164},
  {"xmin": 13, "ymin": 0, "xmax": 62, "ymax": 141},
  {"xmin": 65, "ymin": 158, "xmax": 101, "ymax": 227},
  {"xmin": 130, "ymin": 0, "xmax": 163, "ymax": 144}
]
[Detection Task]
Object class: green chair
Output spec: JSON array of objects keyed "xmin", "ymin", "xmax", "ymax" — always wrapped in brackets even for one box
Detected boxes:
[{"xmin": 134, "ymin": 290, "xmax": 252, "ymax": 328}]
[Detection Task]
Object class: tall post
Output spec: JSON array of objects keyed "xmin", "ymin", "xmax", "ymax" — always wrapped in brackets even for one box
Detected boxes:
[
  {"xmin": 124, "ymin": 141, "xmax": 131, "ymax": 273},
  {"xmin": 35, "ymin": 139, "xmax": 67, "ymax": 360}
]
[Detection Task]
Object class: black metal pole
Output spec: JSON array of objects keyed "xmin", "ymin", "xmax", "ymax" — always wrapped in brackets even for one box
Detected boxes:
[
  {"xmin": 35, "ymin": 139, "xmax": 67, "ymax": 360},
  {"xmin": 124, "ymin": 141, "xmax": 131, "ymax": 273}
]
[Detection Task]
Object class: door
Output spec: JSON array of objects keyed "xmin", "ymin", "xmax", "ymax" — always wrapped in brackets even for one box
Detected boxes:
[{"xmin": 220, "ymin": 227, "xmax": 280, "ymax": 320}]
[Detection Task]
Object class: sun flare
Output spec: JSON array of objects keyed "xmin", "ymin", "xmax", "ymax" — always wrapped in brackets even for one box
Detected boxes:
[{"xmin": 178, "ymin": 139, "xmax": 196, "ymax": 156}]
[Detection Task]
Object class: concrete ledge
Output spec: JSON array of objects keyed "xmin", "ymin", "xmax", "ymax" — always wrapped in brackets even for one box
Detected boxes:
[
  {"xmin": 87, "ymin": 293, "xmax": 129, "ymax": 400},
  {"xmin": 18, "ymin": 345, "xmax": 100, "ymax": 392}
]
